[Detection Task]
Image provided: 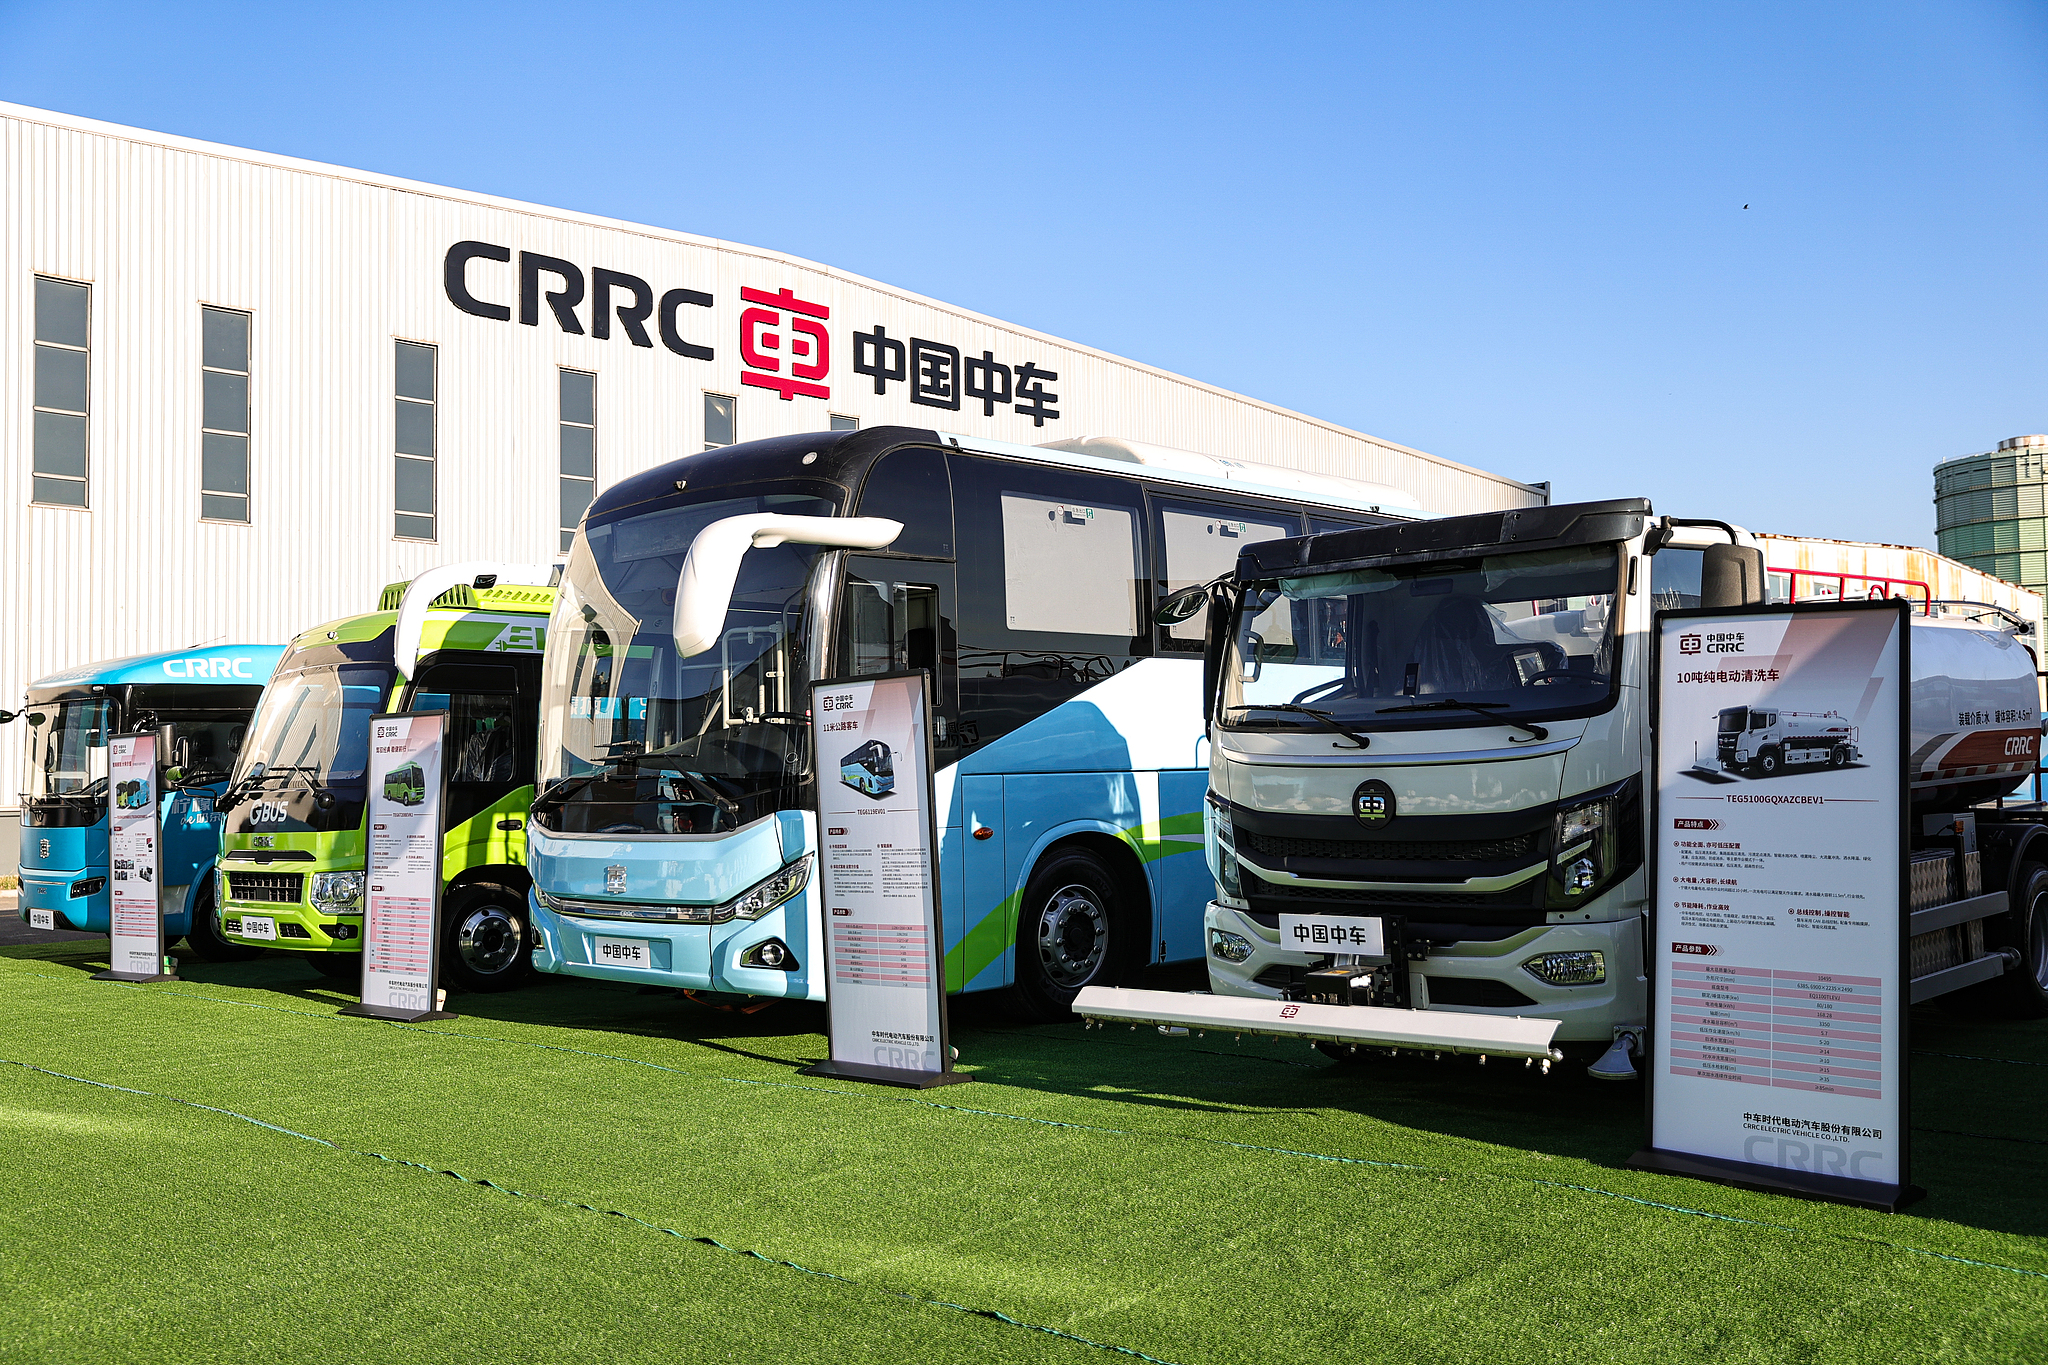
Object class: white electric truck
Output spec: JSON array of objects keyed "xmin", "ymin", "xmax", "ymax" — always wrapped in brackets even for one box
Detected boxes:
[{"xmin": 1077, "ymin": 499, "xmax": 2048, "ymax": 1076}]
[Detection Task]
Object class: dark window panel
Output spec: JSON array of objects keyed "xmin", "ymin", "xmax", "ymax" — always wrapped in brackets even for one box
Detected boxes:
[
  {"xmin": 33, "ymin": 344, "xmax": 88, "ymax": 413},
  {"xmin": 202, "ymin": 433, "xmax": 249, "ymax": 494},
  {"xmin": 855, "ymin": 445, "xmax": 953, "ymax": 558},
  {"xmin": 830, "ymin": 415, "xmax": 859, "ymax": 432},
  {"xmin": 32, "ymin": 412, "xmax": 88, "ymax": 476},
  {"xmin": 32, "ymin": 475, "xmax": 87, "ymax": 506},
  {"xmin": 395, "ymin": 512, "xmax": 435, "ymax": 540},
  {"xmin": 201, "ymin": 493, "xmax": 249, "ymax": 523},
  {"xmin": 394, "ymin": 455, "xmax": 435, "ymax": 514},
  {"xmin": 561, "ymin": 529, "xmax": 574, "ymax": 553},
  {"xmin": 560, "ymin": 369, "xmax": 595, "ymax": 426},
  {"xmin": 559, "ymin": 423, "xmax": 594, "ymax": 478},
  {"xmin": 703, "ymin": 392, "xmax": 735, "ymax": 447},
  {"xmin": 202, "ymin": 307, "xmax": 249, "ymax": 372},
  {"xmin": 394, "ymin": 341, "xmax": 435, "ymax": 401},
  {"xmin": 202, "ymin": 370, "xmax": 249, "ymax": 434},
  {"xmin": 33, "ymin": 278, "xmax": 88, "ymax": 347},
  {"xmin": 395, "ymin": 398, "xmax": 434, "ymax": 456},
  {"xmin": 560, "ymin": 476, "xmax": 593, "ymax": 531}
]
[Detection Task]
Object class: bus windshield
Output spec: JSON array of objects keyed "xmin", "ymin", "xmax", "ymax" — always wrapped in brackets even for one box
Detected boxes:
[
  {"xmin": 1221, "ymin": 543, "xmax": 1621, "ymax": 732},
  {"xmin": 234, "ymin": 660, "xmax": 394, "ymax": 792},
  {"xmin": 22, "ymin": 699, "xmax": 115, "ymax": 823},
  {"xmin": 535, "ymin": 488, "xmax": 837, "ymax": 835}
]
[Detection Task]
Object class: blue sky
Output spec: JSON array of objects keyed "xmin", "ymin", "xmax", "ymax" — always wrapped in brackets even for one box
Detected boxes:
[{"xmin": 4, "ymin": 1, "xmax": 2042, "ymax": 546}]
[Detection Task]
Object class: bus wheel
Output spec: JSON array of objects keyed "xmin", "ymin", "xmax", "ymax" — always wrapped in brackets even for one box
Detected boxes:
[
  {"xmin": 182, "ymin": 876, "xmax": 262, "ymax": 962},
  {"xmin": 307, "ymin": 951, "xmax": 360, "ymax": 979},
  {"xmin": 441, "ymin": 883, "xmax": 532, "ymax": 993},
  {"xmin": 1944, "ymin": 862, "xmax": 2048, "ymax": 1019},
  {"xmin": 1008, "ymin": 850, "xmax": 1123, "ymax": 1023}
]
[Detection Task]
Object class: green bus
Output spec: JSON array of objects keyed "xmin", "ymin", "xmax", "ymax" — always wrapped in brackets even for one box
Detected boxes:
[{"xmin": 214, "ymin": 566, "xmax": 554, "ymax": 991}]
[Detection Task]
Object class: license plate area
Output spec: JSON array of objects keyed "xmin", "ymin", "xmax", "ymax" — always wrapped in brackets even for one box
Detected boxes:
[
  {"xmin": 28, "ymin": 908, "xmax": 54, "ymax": 931},
  {"xmin": 593, "ymin": 935, "xmax": 652, "ymax": 968},
  {"xmin": 1276, "ymin": 913, "xmax": 1409, "ymax": 1008},
  {"xmin": 235, "ymin": 915, "xmax": 278, "ymax": 941}
]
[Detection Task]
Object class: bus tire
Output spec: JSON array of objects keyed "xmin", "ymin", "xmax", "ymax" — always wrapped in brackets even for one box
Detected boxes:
[
  {"xmin": 1943, "ymin": 862, "xmax": 2048, "ymax": 1019},
  {"xmin": 181, "ymin": 875, "xmax": 262, "ymax": 962},
  {"xmin": 441, "ymin": 881, "xmax": 533, "ymax": 994},
  {"xmin": 1007, "ymin": 849, "xmax": 1126, "ymax": 1023}
]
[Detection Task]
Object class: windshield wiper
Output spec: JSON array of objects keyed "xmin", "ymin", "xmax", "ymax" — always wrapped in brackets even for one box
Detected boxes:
[
  {"xmin": 1375, "ymin": 698, "xmax": 1548, "ymax": 742},
  {"xmin": 1225, "ymin": 703, "xmax": 1370, "ymax": 749}
]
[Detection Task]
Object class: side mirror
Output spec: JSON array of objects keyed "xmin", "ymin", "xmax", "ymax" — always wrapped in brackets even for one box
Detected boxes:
[
  {"xmin": 165, "ymin": 766, "xmax": 185, "ymax": 786},
  {"xmin": 1701, "ymin": 544, "xmax": 1765, "ymax": 609},
  {"xmin": 674, "ymin": 513, "xmax": 904, "ymax": 656},
  {"xmin": 1154, "ymin": 584, "xmax": 1209, "ymax": 626}
]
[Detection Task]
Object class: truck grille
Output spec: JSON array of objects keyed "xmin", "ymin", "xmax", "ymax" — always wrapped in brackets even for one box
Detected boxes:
[
  {"xmin": 226, "ymin": 871, "xmax": 304, "ymax": 905},
  {"xmin": 1250, "ymin": 879, "xmax": 1532, "ymax": 909},
  {"xmin": 1241, "ymin": 829, "xmax": 1538, "ymax": 863}
]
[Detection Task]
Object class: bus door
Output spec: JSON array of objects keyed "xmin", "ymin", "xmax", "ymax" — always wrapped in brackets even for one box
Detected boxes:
[{"xmin": 402, "ymin": 654, "xmax": 539, "ymax": 866}]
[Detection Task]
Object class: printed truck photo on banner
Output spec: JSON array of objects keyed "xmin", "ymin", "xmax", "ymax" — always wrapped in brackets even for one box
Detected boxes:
[{"xmin": 1714, "ymin": 706, "xmax": 1861, "ymax": 777}]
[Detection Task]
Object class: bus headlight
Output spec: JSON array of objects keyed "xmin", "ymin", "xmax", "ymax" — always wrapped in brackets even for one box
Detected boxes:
[
  {"xmin": 310, "ymin": 871, "xmax": 364, "ymax": 914},
  {"xmin": 1205, "ymin": 794, "xmax": 1243, "ymax": 899},
  {"xmin": 727, "ymin": 855, "xmax": 812, "ymax": 921}
]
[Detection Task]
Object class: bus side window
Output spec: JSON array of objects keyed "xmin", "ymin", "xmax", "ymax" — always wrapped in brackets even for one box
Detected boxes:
[
  {"xmin": 856, "ymin": 446, "xmax": 954, "ymax": 559},
  {"xmin": 1152, "ymin": 498, "xmax": 1301, "ymax": 654},
  {"xmin": 948, "ymin": 454, "xmax": 1148, "ymax": 751},
  {"xmin": 840, "ymin": 578, "xmax": 944, "ymax": 678}
]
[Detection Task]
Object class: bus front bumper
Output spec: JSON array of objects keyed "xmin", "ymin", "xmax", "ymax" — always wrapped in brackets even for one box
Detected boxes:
[
  {"xmin": 20, "ymin": 870, "xmax": 104, "ymax": 932},
  {"xmin": 219, "ymin": 897, "xmax": 362, "ymax": 953},
  {"xmin": 529, "ymin": 892, "xmax": 819, "ymax": 1000},
  {"xmin": 1201, "ymin": 901, "xmax": 1645, "ymax": 1046}
]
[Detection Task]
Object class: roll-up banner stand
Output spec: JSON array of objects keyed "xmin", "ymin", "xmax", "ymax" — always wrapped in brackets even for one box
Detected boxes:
[
  {"xmin": 94, "ymin": 731, "xmax": 177, "ymax": 983},
  {"xmin": 800, "ymin": 670, "xmax": 970, "ymax": 1090},
  {"xmin": 340, "ymin": 712, "xmax": 456, "ymax": 1023},
  {"xmin": 1629, "ymin": 598, "xmax": 1918, "ymax": 1211}
]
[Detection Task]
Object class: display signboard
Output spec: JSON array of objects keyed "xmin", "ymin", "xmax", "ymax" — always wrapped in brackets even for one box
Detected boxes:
[
  {"xmin": 1630, "ymin": 599, "xmax": 1916, "ymax": 1210},
  {"xmin": 340, "ymin": 712, "xmax": 455, "ymax": 1023},
  {"xmin": 800, "ymin": 671, "xmax": 968, "ymax": 1089},
  {"xmin": 93, "ymin": 732, "xmax": 175, "ymax": 983}
]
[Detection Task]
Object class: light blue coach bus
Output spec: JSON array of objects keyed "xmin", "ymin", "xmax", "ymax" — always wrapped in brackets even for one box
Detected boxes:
[
  {"xmin": 14, "ymin": 645, "xmax": 284, "ymax": 956},
  {"xmin": 526, "ymin": 428, "xmax": 1419, "ymax": 1018}
]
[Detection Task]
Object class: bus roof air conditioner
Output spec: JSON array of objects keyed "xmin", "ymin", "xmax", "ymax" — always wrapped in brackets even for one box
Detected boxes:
[{"xmin": 673, "ymin": 515, "xmax": 903, "ymax": 657}]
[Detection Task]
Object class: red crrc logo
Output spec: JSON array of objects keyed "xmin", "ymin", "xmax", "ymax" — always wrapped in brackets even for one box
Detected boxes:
[
  {"xmin": 1279, "ymin": 1003, "xmax": 1301, "ymax": 1018},
  {"xmin": 740, "ymin": 286, "xmax": 830, "ymax": 401}
]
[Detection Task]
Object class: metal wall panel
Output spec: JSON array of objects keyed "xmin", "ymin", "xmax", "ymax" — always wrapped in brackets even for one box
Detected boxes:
[{"xmin": 0, "ymin": 101, "xmax": 1546, "ymax": 813}]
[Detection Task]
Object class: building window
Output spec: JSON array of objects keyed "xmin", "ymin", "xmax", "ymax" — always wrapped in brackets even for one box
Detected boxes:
[
  {"xmin": 394, "ymin": 340, "xmax": 436, "ymax": 540},
  {"xmin": 560, "ymin": 368, "xmax": 595, "ymax": 553},
  {"xmin": 32, "ymin": 276, "xmax": 90, "ymax": 507},
  {"xmin": 704, "ymin": 392, "xmax": 736, "ymax": 450},
  {"xmin": 830, "ymin": 414, "xmax": 859, "ymax": 432},
  {"xmin": 201, "ymin": 306, "xmax": 251, "ymax": 522}
]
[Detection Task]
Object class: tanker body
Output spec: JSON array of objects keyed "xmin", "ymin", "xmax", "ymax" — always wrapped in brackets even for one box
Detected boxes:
[{"xmin": 1078, "ymin": 500, "xmax": 2048, "ymax": 1077}]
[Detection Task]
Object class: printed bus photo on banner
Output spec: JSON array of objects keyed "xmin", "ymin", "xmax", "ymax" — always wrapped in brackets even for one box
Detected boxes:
[
  {"xmin": 94, "ymin": 732, "xmax": 177, "ymax": 983},
  {"xmin": 340, "ymin": 712, "xmax": 456, "ymax": 1023},
  {"xmin": 801, "ymin": 670, "xmax": 969, "ymax": 1090},
  {"xmin": 1630, "ymin": 599, "xmax": 1916, "ymax": 1211}
]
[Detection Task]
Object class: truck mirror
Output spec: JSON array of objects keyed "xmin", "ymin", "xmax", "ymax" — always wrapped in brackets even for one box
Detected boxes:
[
  {"xmin": 1701, "ymin": 544, "xmax": 1765, "ymax": 609},
  {"xmin": 1154, "ymin": 585, "xmax": 1208, "ymax": 626}
]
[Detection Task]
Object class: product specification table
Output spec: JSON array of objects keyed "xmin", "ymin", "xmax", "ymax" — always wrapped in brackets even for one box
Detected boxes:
[{"xmin": 1668, "ymin": 962, "xmax": 1883, "ymax": 1099}]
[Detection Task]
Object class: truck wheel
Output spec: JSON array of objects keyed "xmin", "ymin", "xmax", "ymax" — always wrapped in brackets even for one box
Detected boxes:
[
  {"xmin": 1944, "ymin": 862, "xmax": 2048, "ymax": 1019},
  {"xmin": 1831, "ymin": 745, "xmax": 1851, "ymax": 768},
  {"xmin": 1754, "ymin": 749, "xmax": 1781, "ymax": 777},
  {"xmin": 440, "ymin": 882, "xmax": 533, "ymax": 994},
  {"xmin": 181, "ymin": 876, "xmax": 262, "ymax": 962},
  {"xmin": 1006, "ymin": 849, "xmax": 1126, "ymax": 1023}
]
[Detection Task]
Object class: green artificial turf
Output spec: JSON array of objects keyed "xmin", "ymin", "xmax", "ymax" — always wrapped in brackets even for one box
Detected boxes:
[{"xmin": 1, "ymin": 938, "xmax": 2045, "ymax": 1364}]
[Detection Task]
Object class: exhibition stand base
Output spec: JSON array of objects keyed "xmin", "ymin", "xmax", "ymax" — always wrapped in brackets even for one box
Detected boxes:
[
  {"xmin": 90, "ymin": 969, "xmax": 178, "ymax": 983},
  {"xmin": 1627, "ymin": 1147, "xmax": 1924, "ymax": 1212},
  {"xmin": 800, "ymin": 1059, "xmax": 974, "ymax": 1090},
  {"xmin": 338, "ymin": 1003, "xmax": 458, "ymax": 1023}
]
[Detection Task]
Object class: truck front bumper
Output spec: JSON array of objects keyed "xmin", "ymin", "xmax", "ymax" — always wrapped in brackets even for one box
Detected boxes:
[{"xmin": 1204, "ymin": 901, "xmax": 1644, "ymax": 1045}]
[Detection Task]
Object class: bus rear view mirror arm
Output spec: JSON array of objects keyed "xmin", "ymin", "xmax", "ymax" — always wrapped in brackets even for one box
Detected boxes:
[
  {"xmin": 674, "ymin": 515, "xmax": 903, "ymax": 657},
  {"xmin": 394, "ymin": 560, "xmax": 558, "ymax": 674}
]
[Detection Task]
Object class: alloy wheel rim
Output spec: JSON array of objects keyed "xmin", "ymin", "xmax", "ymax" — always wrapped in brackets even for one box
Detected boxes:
[
  {"xmin": 458, "ymin": 907, "xmax": 523, "ymax": 975},
  {"xmin": 1038, "ymin": 884, "xmax": 1108, "ymax": 988}
]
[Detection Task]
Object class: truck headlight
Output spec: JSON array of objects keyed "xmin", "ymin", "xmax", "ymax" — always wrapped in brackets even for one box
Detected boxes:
[
  {"xmin": 310, "ymin": 871, "xmax": 364, "ymax": 914},
  {"xmin": 1210, "ymin": 929, "xmax": 1254, "ymax": 964},
  {"xmin": 1522, "ymin": 950, "xmax": 1606, "ymax": 985},
  {"xmin": 726, "ymin": 855, "xmax": 812, "ymax": 921},
  {"xmin": 1205, "ymin": 794, "xmax": 1243, "ymax": 899},
  {"xmin": 1546, "ymin": 778, "xmax": 1641, "ymax": 908}
]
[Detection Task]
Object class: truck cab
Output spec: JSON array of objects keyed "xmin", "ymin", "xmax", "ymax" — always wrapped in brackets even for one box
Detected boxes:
[{"xmin": 15, "ymin": 645, "xmax": 284, "ymax": 955}]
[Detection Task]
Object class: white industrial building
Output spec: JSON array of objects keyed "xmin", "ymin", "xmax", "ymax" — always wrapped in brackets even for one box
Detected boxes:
[{"xmin": 0, "ymin": 100, "xmax": 1546, "ymax": 854}]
